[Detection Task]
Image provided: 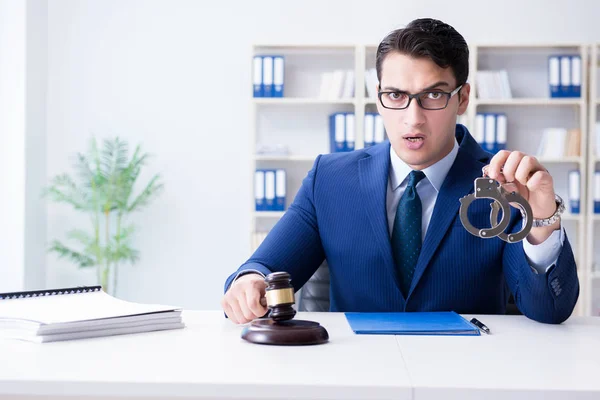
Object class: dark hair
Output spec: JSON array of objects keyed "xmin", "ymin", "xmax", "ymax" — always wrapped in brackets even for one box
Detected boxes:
[{"xmin": 376, "ymin": 18, "xmax": 469, "ymax": 87}]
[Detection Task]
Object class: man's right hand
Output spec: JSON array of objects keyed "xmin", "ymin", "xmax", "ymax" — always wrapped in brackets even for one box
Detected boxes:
[{"xmin": 221, "ymin": 273, "xmax": 268, "ymax": 324}]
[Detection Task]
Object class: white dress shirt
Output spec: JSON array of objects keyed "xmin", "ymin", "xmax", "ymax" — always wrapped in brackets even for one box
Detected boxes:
[{"xmin": 387, "ymin": 139, "xmax": 564, "ymax": 274}]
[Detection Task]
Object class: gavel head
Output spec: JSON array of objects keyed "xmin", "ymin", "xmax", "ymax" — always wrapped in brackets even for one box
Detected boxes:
[{"xmin": 264, "ymin": 272, "xmax": 296, "ymax": 322}]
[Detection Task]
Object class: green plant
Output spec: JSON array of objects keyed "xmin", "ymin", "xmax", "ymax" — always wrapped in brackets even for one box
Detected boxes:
[{"xmin": 44, "ymin": 137, "xmax": 164, "ymax": 295}]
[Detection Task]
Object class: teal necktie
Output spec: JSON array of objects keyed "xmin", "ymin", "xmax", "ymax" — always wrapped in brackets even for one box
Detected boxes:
[{"xmin": 392, "ymin": 170, "xmax": 426, "ymax": 297}]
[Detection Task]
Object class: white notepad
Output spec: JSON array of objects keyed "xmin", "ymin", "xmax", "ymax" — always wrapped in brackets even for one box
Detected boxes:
[{"xmin": 0, "ymin": 286, "xmax": 184, "ymax": 343}]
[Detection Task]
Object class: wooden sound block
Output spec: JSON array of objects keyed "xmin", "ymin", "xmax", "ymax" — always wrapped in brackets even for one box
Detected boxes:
[{"xmin": 241, "ymin": 318, "xmax": 329, "ymax": 346}]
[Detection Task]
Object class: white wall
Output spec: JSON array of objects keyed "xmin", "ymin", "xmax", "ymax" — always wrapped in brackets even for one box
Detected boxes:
[
  {"xmin": 39, "ymin": 0, "xmax": 600, "ymax": 309},
  {"xmin": 0, "ymin": 0, "xmax": 48, "ymax": 293},
  {"xmin": 0, "ymin": 0, "xmax": 26, "ymax": 292}
]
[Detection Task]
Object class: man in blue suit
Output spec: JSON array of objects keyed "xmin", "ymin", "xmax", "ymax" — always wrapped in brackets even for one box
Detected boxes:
[{"xmin": 222, "ymin": 18, "xmax": 579, "ymax": 324}]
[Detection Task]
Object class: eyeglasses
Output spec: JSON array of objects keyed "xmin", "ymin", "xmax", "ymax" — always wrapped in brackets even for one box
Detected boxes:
[{"xmin": 377, "ymin": 85, "xmax": 463, "ymax": 110}]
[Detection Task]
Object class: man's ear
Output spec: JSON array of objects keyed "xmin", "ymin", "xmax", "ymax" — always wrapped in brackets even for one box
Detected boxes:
[{"xmin": 457, "ymin": 83, "xmax": 470, "ymax": 116}]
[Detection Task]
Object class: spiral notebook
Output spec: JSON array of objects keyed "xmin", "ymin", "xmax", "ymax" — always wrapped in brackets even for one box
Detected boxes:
[{"xmin": 0, "ymin": 286, "xmax": 184, "ymax": 343}]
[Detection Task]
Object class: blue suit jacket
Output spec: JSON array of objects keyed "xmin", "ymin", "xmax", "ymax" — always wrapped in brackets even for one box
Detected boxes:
[{"xmin": 226, "ymin": 125, "xmax": 579, "ymax": 323}]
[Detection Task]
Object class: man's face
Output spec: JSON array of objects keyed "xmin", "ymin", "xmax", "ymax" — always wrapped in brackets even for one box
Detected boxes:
[{"xmin": 376, "ymin": 51, "xmax": 470, "ymax": 170}]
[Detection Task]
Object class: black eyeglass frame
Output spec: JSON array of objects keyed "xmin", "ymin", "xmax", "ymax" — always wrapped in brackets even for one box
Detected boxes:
[{"xmin": 377, "ymin": 84, "xmax": 464, "ymax": 110}]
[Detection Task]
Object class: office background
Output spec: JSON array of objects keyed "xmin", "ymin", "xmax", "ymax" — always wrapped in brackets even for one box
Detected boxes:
[{"xmin": 1, "ymin": 0, "xmax": 600, "ymax": 311}]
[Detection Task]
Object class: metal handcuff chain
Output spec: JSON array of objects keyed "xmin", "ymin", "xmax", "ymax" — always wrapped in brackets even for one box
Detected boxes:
[{"xmin": 459, "ymin": 167, "xmax": 533, "ymax": 242}]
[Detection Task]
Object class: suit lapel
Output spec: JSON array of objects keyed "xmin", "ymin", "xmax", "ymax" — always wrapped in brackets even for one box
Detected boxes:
[
  {"xmin": 358, "ymin": 143, "xmax": 401, "ymax": 290},
  {"xmin": 407, "ymin": 146, "xmax": 486, "ymax": 298}
]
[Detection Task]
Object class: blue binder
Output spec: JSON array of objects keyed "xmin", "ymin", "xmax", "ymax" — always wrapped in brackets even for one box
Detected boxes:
[
  {"xmin": 548, "ymin": 56, "xmax": 560, "ymax": 98},
  {"xmin": 345, "ymin": 311, "xmax": 480, "ymax": 336},
  {"xmin": 329, "ymin": 113, "xmax": 346, "ymax": 153},
  {"xmin": 483, "ymin": 113, "xmax": 496, "ymax": 153},
  {"xmin": 571, "ymin": 55, "xmax": 581, "ymax": 98},
  {"xmin": 262, "ymin": 56, "xmax": 274, "ymax": 97},
  {"xmin": 568, "ymin": 169, "xmax": 580, "ymax": 214},
  {"xmin": 273, "ymin": 56, "xmax": 284, "ymax": 98},
  {"xmin": 275, "ymin": 169, "xmax": 286, "ymax": 211},
  {"xmin": 364, "ymin": 113, "xmax": 375, "ymax": 148},
  {"xmin": 253, "ymin": 56, "xmax": 263, "ymax": 97},
  {"xmin": 254, "ymin": 169, "xmax": 266, "ymax": 211},
  {"xmin": 595, "ymin": 171, "xmax": 600, "ymax": 214}
]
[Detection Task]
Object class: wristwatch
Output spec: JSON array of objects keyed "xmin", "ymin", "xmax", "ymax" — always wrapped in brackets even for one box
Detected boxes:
[{"xmin": 531, "ymin": 194, "xmax": 565, "ymax": 228}]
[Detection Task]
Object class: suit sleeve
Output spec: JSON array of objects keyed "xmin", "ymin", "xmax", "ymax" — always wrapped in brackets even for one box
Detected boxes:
[
  {"xmin": 223, "ymin": 156, "xmax": 326, "ymax": 293},
  {"xmin": 502, "ymin": 215, "xmax": 580, "ymax": 324}
]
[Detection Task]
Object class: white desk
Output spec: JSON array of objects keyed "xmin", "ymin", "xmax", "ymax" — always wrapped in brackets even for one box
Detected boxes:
[
  {"xmin": 0, "ymin": 311, "xmax": 599, "ymax": 400},
  {"xmin": 0, "ymin": 311, "xmax": 411, "ymax": 400},
  {"xmin": 399, "ymin": 314, "xmax": 600, "ymax": 400}
]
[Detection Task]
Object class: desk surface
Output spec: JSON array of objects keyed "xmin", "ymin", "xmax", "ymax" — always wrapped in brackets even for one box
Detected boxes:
[{"xmin": 0, "ymin": 311, "xmax": 599, "ymax": 400}]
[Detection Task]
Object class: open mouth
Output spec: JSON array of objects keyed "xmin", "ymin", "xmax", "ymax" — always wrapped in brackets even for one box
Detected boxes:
[{"xmin": 405, "ymin": 137, "xmax": 424, "ymax": 143}]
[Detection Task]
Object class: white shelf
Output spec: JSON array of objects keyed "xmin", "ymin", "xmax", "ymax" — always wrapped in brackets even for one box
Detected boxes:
[
  {"xmin": 253, "ymin": 98, "xmax": 356, "ymax": 105},
  {"xmin": 253, "ymin": 211, "xmax": 285, "ymax": 218},
  {"xmin": 255, "ymin": 155, "xmax": 317, "ymax": 162},
  {"xmin": 561, "ymin": 214, "xmax": 583, "ymax": 222},
  {"xmin": 475, "ymin": 43, "xmax": 584, "ymax": 49},
  {"xmin": 475, "ymin": 98, "xmax": 583, "ymax": 106},
  {"xmin": 254, "ymin": 44, "xmax": 356, "ymax": 50},
  {"xmin": 537, "ymin": 156, "xmax": 582, "ymax": 164}
]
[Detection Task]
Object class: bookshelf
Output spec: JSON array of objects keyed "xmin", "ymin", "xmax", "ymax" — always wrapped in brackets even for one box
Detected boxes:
[
  {"xmin": 467, "ymin": 44, "xmax": 588, "ymax": 316},
  {"xmin": 250, "ymin": 44, "xmax": 362, "ymax": 237},
  {"xmin": 251, "ymin": 43, "xmax": 592, "ymax": 316},
  {"xmin": 586, "ymin": 43, "xmax": 599, "ymax": 316}
]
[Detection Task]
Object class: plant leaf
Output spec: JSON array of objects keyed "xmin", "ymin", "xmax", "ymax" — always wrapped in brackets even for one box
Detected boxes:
[
  {"xmin": 127, "ymin": 174, "xmax": 164, "ymax": 212},
  {"xmin": 48, "ymin": 240, "xmax": 96, "ymax": 268}
]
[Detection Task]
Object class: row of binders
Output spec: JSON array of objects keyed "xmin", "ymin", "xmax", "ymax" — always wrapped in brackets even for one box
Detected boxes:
[
  {"xmin": 549, "ymin": 55, "xmax": 581, "ymax": 98},
  {"xmin": 330, "ymin": 112, "xmax": 387, "ymax": 153},
  {"xmin": 476, "ymin": 70, "xmax": 512, "ymax": 99},
  {"xmin": 319, "ymin": 70, "xmax": 355, "ymax": 99},
  {"xmin": 253, "ymin": 55, "xmax": 285, "ymax": 97},
  {"xmin": 559, "ymin": 170, "xmax": 600, "ymax": 215},
  {"xmin": 473, "ymin": 113, "xmax": 507, "ymax": 154},
  {"xmin": 255, "ymin": 169, "xmax": 286, "ymax": 211},
  {"xmin": 319, "ymin": 68, "xmax": 381, "ymax": 100},
  {"xmin": 536, "ymin": 128, "xmax": 580, "ymax": 158}
]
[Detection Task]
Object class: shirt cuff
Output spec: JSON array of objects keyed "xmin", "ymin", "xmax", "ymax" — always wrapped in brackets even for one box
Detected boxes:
[
  {"xmin": 522, "ymin": 224, "xmax": 565, "ymax": 274},
  {"xmin": 227, "ymin": 269, "xmax": 266, "ymax": 292}
]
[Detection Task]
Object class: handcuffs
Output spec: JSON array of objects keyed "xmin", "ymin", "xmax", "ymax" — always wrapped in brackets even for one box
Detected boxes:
[{"xmin": 459, "ymin": 166, "xmax": 533, "ymax": 243}]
